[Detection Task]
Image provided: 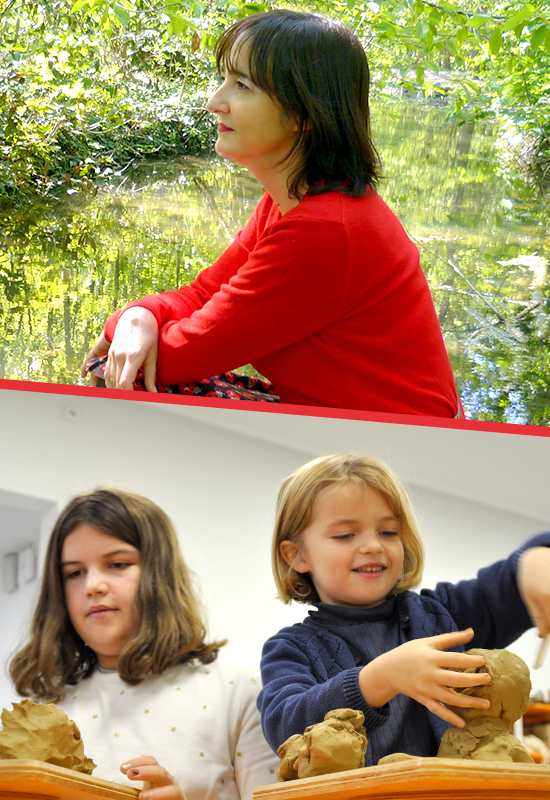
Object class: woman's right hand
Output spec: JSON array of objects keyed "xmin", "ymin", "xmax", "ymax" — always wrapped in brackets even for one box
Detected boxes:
[
  {"xmin": 121, "ymin": 757, "xmax": 186, "ymax": 800},
  {"xmin": 358, "ymin": 628, "xmax": 491, "ymax": 728},
  {"xmin": 103, "ymin": 307, "xmax": 159, "ymax": 391}
]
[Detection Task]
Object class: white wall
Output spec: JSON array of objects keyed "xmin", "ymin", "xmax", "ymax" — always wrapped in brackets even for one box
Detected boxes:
[{"xmin": 0, "ymin": 388, "xmax": 549, "ymax": 714}]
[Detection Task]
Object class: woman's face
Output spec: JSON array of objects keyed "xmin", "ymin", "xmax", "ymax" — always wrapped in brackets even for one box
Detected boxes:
[
  {"xmin": 61, "ymin": 524, "xmax": 142, "ymax": 669},
  {"xmin": 206, "ymin": 40, "xmax": 300, "ymax": 175}
]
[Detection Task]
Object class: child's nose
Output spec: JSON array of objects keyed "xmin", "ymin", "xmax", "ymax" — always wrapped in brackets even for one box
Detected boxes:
[
  {"xmin": 357, "ymin": 532, "xmax": 383, "ymax": 552},
  {"xmin": 85, "ymin": 569, "xmax": 108, "ymax": 595}
]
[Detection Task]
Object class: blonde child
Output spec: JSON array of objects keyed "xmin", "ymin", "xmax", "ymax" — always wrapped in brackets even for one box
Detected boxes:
[
  {"xmin": 258, "ymin": 454, "xmax": 550, "ymax": 765},
  {"xmin": 10, "ymin": 488, "xmax": 278, "ymax": 800}
]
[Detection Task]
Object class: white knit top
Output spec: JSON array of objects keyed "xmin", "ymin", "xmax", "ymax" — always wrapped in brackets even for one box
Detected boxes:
[{"xmin": 57, "ymin": 656, "xmax": 279, "ymax": 800}]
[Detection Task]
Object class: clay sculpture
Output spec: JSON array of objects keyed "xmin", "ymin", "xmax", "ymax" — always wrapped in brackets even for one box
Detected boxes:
[
  {"xmin": 277, "ymin": 708, "xmax": 368, "ymax": 781},
  {"xmin": 0, "ymin": 699, "xmax": 96, "ymax": 773},
  {"xmin": 379, "ymin": 648, "xmax": 534, "ymax": 765},
  {"xmin": 437, "ymin": 648, "xmax": 533, "ymax": 762}
]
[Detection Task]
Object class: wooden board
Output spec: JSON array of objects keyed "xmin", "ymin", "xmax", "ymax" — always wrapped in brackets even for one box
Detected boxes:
[
  {"xmin": 253, "ymin": 758, "xmax": 550, "ymax": 800},
  {"xmin": 0, "ymin": 760, "xmax": 139, "ymax": 800}
]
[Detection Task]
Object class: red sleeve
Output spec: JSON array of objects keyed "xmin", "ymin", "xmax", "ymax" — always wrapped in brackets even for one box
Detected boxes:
[
  {"xmin": 154, "ymin": 213, "xmax": 349, "ymax": 385},
  {"xmin": 102, "ymin": 194, "xmax": 350, "ymax": 387},
  {"xmin": 102, "ymin": 197, "xmax": 265, "ymax": 342}
]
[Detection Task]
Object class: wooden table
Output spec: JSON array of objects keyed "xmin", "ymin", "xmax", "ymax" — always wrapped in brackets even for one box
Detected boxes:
[
  {"xmin": 254, "ymin": 758, "xmax": 550, "ymax": 800},
  {"xmin": 0, "ymin": 760, "xmax": 139, "ymax": 800}
]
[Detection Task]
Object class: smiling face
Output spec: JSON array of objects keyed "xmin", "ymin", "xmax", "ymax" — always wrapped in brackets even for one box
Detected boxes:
[
  {"xmin": 206, "ymin": 40, "xmax": 300, "ymax": 176},
  {"xmin": 281, "ymin": 482, "xmax": 404, "ymax": 608},
  {"xmin": 61, "ymin": 524, "xmax": 142, "ymax": 669}
]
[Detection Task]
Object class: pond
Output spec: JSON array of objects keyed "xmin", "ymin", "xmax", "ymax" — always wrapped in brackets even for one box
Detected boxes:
[{"xmin": 0, "ymin": 96, "xmax": 548, "ymax": 425}]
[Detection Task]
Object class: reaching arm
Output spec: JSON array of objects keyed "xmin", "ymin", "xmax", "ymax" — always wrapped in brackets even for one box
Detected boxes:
[
  {"xmin": 423, "ymin": 532, "xmax": 550, "ymax": 650},
  {"xmin": 358, "ymin": 629, "xmax": 491, "ymax": 728},
  {"xmin": 258, "ymin": 628, "xmax": 390, "ymax": 752},
  {"xmin": 517, "ymin": 545, "xmax": 550, "ymax": 637},
  {"xmin": 259, "ymin": 626, "xmax": 491, "ymax": 753}
]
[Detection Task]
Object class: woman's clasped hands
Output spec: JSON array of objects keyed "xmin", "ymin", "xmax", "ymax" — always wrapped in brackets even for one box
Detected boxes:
[
  {"xmin": 82, "ymin": 307, "xmax": 159, "ymax": 392},
  {"xmin": 121, "ymin": 757, "xmax": 186, "ymax": 800},
  {"xmin": 359, "ymin": 628, "xmax": 491, "ymax": 728}
]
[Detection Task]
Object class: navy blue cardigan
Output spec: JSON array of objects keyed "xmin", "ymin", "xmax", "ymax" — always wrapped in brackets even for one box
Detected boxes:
[{"xmin": 258, "ymin": 533, "xmax": 550, "ymax": 762}]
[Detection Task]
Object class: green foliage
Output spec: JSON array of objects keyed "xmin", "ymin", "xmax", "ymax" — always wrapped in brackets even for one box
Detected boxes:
[
  {"xmin": 343, "ymin": 0, "xmax": 550, "ymax": 186},
  {"xmin": 0, "ymin": 0, "xmax": 218, "ymax": 204},
  {"xmin": 0, "ymin": 98, "xmax": 548, "ymax": 423},
  {"xmin": 1, "ymin": 0, "xmax": 550, "ymax": 202}
]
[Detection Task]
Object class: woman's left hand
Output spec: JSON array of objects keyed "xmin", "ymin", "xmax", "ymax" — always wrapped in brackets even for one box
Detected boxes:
[
  {"xmin": 121, "ymin": 757, "xmax": 186, "ymax": 800},
  {"xmin": 518, "ymin": 546, "xmax": 550, "ymax": 637}
]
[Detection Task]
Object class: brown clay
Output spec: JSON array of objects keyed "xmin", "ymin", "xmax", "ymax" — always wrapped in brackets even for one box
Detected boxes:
[
  {"xmin": 277, "ymin": 708, "xmax": 368, "ymax": 781},
  {"xmin": 0, "ymin": 699, "xmax": 96, "ymax": 774},
  {"xmin": 437, "ymin": 648, "xmax": 533, "ymax": 762},
  {"xmin": 379, "ymin": 649, "xmax": 534, "ymax": 766}
]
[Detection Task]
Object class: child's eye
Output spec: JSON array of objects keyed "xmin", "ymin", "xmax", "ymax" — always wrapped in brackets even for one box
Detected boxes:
[
  {"xmin": 332, "ymin": 533, "xmax": 354, "ymax": 540},
  {"xmin": 380, "ymin": 530, "xmax": 399, "ymax": 537},
  {"xmin": 110, "ymin": 561, "xmax": 130, "ymax": 570},
  {"xmin": 236, "ymin": 80, "xmax": 249, "ymax": 91},
  {"xmin": 64, "ymin": 569, "xmax": 83, "ymax": 581}
]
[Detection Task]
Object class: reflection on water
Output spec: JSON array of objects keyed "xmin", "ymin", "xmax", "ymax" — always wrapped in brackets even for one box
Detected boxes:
[{"xmin": 0, "ymin": 98, "xmax": 548, "ymax": 424}]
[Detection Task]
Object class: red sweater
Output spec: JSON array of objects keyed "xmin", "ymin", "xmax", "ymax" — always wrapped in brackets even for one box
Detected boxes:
[{"xmin": 104, "ymin": 190, "xmax": 459, "ymax": 415}]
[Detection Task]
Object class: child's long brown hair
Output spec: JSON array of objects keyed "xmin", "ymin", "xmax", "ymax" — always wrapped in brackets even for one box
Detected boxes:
[{"xmin": 10, "ymin": 488, "xmax": 225, "ymax": 701}]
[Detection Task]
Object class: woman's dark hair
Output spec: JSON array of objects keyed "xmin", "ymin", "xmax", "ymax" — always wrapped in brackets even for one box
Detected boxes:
[
  {"xmin": 10, "ymin": 488, "xmax": 225, "ymax": 701},
  {"xmin": 214, "ymin": 9, "xmax": 382, "ymax": 199}
]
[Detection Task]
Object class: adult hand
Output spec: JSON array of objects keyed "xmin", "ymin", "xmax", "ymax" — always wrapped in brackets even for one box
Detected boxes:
[
  {"xmin": 518, "ymin": 546, "xmax": 550, "ymax": 638},
  {"xmin": 120, "ymin": 757, "xmax": 186, "ymax": 800},
  {"xmin": 104, "ymin": 307, "xmax": 159, "ymax": 391},
  {"xmin": 81, "ymin": 331, "xmax": 111, "ymax": 386},
  {"xmin": 358, "ymin": 628, "xmax": 491, "ymax": 728}
]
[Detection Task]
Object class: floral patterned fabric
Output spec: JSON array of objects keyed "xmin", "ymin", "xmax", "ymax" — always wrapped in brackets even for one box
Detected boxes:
[{"xmin": 85, "ymin": 356, "xmax": 281, "ymax": 403}]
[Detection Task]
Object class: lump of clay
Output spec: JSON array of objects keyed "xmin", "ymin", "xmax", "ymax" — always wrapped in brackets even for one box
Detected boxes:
[
  {"xmin": 277, "ymin": 708, "xmax": 367, "ymax": 781},
  {"xmin": 0, "ymin": 699, "xmax": 96, "ymax": 774},
  {"xmin": 378, "ymin": 752, "xmax": 417, "ymax": 765},
  {"xmin": 437, "ymin": 648, "xmax": 533, "ymax": 763}
]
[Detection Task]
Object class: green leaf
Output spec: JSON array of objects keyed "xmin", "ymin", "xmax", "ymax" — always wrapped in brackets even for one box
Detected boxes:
[
  {"xmin": 167, "ymin": 13, "xmax": 189, "ymax": 34},
  {"xmin": 425, "ymin": 27, "xmax": 433, "ymax": 51},
  {"xmin": 415, "ymin": 19, "xmax": 429, "ymax": 37},
  {"xmin": 530, "ymin": 24, "xmax": 549, "ymax": 50},
  {"xmin": 112, "ymin": 4, "xmax": 130, "ymax": 27},
  {"xmin": 70, "ymin": 0, "xmax": 90, "ymax": 12},
  {"xmin": 502, "ymin": 5, "xmax": 535, "ymax": 34},
  {"xmin": 489, "ymin": 26, "xmax": 502, "ymax": 54},
  {"xmin": 469, "ymin": 14, "xmax": 491, "ymax": 29},
  {"xmin": 456, "ymin": 26, "xmax": 468, "ymax": 46}
]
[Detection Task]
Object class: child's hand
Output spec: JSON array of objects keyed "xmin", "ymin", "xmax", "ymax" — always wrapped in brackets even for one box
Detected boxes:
[
  {"xmin": 518, "ymin": 546, "xmax": 550, "ymax": 638},
  {"xmin": 121, "ymin": 757, "xmax": 186, "ymax": 800},
  {"xmin": 358, "ymin": 628, "xmax": 491, "ymax": 728}
]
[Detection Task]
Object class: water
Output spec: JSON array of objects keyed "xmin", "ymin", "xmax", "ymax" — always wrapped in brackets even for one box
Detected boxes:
[{"xmin": 0, "ymin": 97, "xmax": 548, "ymax": 424}]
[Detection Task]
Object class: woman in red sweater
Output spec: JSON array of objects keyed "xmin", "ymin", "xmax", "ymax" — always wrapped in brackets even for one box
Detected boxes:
[{"xmin": 83, "ymin": 10, "xmax": 461, "ymax": 416}]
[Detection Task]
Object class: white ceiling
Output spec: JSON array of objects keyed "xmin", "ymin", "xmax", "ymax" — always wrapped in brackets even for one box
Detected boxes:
[{"xmin": 159, "ymin": 404, "xmax": 550, "ymax": 524}]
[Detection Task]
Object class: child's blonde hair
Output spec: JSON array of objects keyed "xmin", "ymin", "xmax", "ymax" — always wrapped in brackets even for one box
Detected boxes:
[{"xmin": 273, "ymin": 453, "xmax": 424, "ymax": 603}]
